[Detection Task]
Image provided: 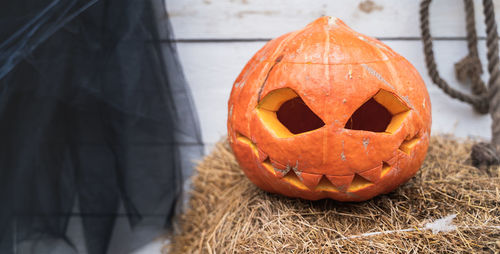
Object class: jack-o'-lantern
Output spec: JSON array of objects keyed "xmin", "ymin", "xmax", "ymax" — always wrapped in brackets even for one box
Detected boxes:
[{"xmin": 227, "ymin": 17, "xmax": 431, "ymax": 201}]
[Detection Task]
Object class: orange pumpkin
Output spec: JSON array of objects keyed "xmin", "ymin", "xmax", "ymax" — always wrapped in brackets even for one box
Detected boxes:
[{"xmin": 227, "ymin": 17, "xmax": 431, "ymax": 201}]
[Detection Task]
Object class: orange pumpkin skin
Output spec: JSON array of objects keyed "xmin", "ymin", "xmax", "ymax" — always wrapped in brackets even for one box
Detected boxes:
[{"xmin": 227, "ymin": 17, "xmax": 431, "ymax": 201}]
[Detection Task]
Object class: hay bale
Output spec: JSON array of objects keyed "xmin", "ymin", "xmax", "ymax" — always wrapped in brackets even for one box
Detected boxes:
[{"xmin": 167, "ymin": 136, "xmax": 500, "ymax": 253}]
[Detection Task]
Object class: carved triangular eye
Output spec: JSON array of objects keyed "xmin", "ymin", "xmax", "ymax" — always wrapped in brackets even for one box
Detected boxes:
[
  {"xmin": 277, "ymin": 97, "xmax": 325, "ymax": 134},
  {"xmin": 345, "ymin": 89, "xmax": 410, "ymax": 133},
  {"xmin": 257, "ymin": 88, "xmax": 325, "ymax": 137}
]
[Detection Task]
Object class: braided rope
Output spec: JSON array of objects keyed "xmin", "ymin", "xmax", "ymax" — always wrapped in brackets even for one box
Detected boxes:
[
  {"xmin": 420, "ymin": 0, "xmax": 500, "ymax": 167},
  {"xmin": 454, "ymin": 0, "xmax": 487, "ymax": 95},
  {"xmin": 420, "ymin": 0, "xmax": 489, "ymax": 114},
  {"xmin": 481, "ymin": 0, "xmax": 500, "ymax": 165}
]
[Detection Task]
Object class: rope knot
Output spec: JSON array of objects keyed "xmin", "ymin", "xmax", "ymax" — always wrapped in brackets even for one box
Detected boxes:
[
  {"xmin": 472, "ymin": 98, "xmax": 490, "ymax": 114},
  {"xmin": 455, "ymin": 55, "xmax": 483, "ymax": 82},
  {"xmin": 455, "ymin": 55, "xmax": 488, "ymax": 96},
  {"xmin": 471, "ymin": 142, "xmax": 500, "ymax": 168}
]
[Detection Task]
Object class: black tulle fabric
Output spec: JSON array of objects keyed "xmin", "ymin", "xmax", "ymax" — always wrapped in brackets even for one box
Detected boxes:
[{"xmin": 0, "ymin": 0, "xmax": 203, "ymax": 253}]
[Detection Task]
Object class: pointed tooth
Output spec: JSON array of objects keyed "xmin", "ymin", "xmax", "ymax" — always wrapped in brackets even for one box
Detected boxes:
[
  {"xmin": 270, "ymin": 159, "xmax": 287, "ymax": 170},
  {"xmin": 386, "ymin": 156, "xmax": 397, "ymax": 166},
  {"xmin": 282, "ymin": 170, "xmax": 309, "ymax": 190},
  {"xmin": 358, "ymin": 164, "xmax": 383, "ymax": 183},
  {"xmin": 348, "ymin": 174, "xmax": 373, "ymax": 192},
  {"xmin": 271, "ymin": 160, "xmax": 289, "ymax": 178},
  {"xmin": 326, "ymin": 175, "xmax": 355, "ymax": 192},
  {"xmin": 300, "ymin": 173, "xmax": 323, "ymax": 190},
  {"xmin": 257, "ymin": 147, "xmax": 268, "ymax": 162},
  {"xmin": 292, "ymin": 168, "xmax": 303, "ymax": 181},
  {"xmin": 261, "ymin": 160, "xmax": 276, "ymax": 176},
  {"xmin": 273, "ymin": 168, "xmax": 290, "ymax": 178},
  {"xmin": 380, "ymin": 162, "xmax": 392, "ymax": 178}
]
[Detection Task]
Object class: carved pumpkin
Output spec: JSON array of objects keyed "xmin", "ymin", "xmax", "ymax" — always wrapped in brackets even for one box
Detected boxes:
[{"xmin": 227, "ymin": 17, "xmax": 431, "ymax": 201}]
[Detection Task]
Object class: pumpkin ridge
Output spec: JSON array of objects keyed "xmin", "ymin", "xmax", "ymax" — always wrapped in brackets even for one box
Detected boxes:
[
  {"xmin": 276, "ymin": 16, "xmax": 399, "ymax": 65},
  {"xmin": 257, "ymin": 56, "xmax": 283, "ymax": 102},
  {"xmin": 255, "ymin": 27, "xmax": 309, "ymax": 102}
]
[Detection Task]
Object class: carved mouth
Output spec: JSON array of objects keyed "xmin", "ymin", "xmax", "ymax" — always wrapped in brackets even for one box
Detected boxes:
[
  {"xmin": 236, "ymin": 133, "xmax": 420, "ymax": 193},
  {"xmin": 260, "ymin": 157, "xmax": 395, "ymax": 193},
  {"xmin": 238, "ymin": 86, "xmax": 421, "ymax": 193}
]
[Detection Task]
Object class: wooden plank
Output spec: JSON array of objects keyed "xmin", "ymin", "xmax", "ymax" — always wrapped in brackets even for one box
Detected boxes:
[
  {"xmin": 174, "ymin": 40, "xmax": 492, "ymax": 145},
  {"xmin": 166, "ymin": 0, "xmax": 500, "ymax": 39}
]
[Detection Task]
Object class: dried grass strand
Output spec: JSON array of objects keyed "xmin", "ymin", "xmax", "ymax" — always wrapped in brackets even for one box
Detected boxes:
[{"xmin": 167, "ymin": 136, "xmax": 500, "ymax": 253}]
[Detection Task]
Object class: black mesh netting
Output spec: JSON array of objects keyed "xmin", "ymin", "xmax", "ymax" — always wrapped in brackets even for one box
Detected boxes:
[{"xmin": 0, "ymin": 0, "xmax": 203, "ymax": 253}]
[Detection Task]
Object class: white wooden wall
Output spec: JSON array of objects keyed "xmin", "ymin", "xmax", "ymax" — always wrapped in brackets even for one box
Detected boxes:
[{"xmin": 167, "ymin": 0, "xmax": 498, "ymax": 149}]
